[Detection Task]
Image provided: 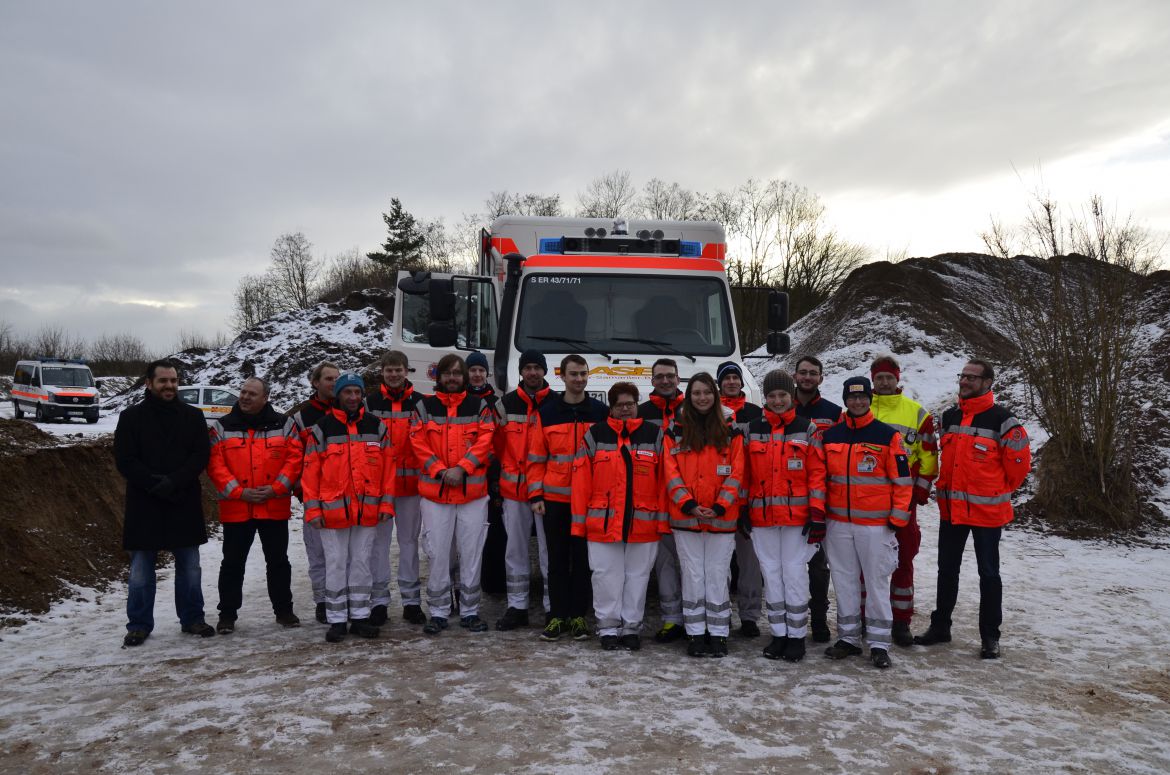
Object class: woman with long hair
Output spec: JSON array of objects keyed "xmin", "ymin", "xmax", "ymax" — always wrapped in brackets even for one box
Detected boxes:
[{"xmin": 663, "ymin": 372, "xmax": 744, "ymax": 657}]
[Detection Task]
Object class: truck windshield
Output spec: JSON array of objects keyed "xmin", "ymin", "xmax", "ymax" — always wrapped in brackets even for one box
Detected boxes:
[
  {"xmin": 41, "ymin": 367, "xmax": 94, "ymax": 388},
  {"xmin": 515, "ymin": 274, "xmax": 735, "ymax": 357}
]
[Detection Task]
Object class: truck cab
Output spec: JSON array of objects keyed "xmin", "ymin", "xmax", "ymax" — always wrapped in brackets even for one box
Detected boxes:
[
  {"xmin": 11, "ymin": 357, "xmax": 101, "ymax": 423},
  {"xmin": 391, "ymin": 216, "xmax": 788, "ymax": 403}
]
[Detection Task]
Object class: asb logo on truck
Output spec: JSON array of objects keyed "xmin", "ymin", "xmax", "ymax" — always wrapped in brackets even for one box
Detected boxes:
[{"xmin": 555, "ymin": 365, "xmax": 654, "ymax": 379}]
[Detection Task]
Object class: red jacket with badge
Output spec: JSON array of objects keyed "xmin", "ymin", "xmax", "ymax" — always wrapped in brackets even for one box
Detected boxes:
[
  {"xmin": 365, "ymin": 381, "xmax": 423, "ymax": 497},
  {"xmin": 936, "ymin": 391, "xmax": 1031, "ymax": 528},
  {"xmin": 821, "ymin": 410, "xmax": 913, "ymax": 527},
  {"xmin": 302, "ymin": 407, "xmax": 396, "ymax": 528},
  {"xmin": 743, "ymin": 407, "xmax": 827, "ymax": 528},
  {"xmin": 637, "ymin": 391, "xmax": 684, "ymax": 427},
  {"xmin": 663, "ymin": 421, "xmax": 744, "ymax": 533},
  {"xmin": 207, "ymin": 403, "xmax": 304, "ymax": 523},
  {"xmin": 571, "ymin": 417, "xmax": 668, "ymax": 543},
  {"xmin": 495, "ymin": 383, "xmax": 552, "ymax": 502},
  {"xmin": 410, "ymin": 389, "xmax": 496, "ymax": 504}
]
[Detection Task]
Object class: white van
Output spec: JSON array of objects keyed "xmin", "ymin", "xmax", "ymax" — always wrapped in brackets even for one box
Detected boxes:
[
  {"xmin": 11, "ymin": 358, "xmax": 101, "ymax": 423},
  {"xmin": 177, "ymin": 384, "xmax": 240, "ymax": 422}
]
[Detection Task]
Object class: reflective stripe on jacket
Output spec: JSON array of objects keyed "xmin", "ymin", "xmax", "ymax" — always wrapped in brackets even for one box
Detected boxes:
[
  {"xmin": 528, "ymin": 394, "xmax": 608, "ymax": 503},
  {"xmin": 365, "ymin": 381, "xmax": 423, "ymax": 497},
  {"xmin": 410, "ymin": 390, "xmax": 496, "ymax": 504},
  {"xmin": 821, "ymin": 410, "xmax": 913, "ymax": 527},
  {"xmin": 570, "ymin": 417, "xmax": 667, "ymax": 543},
  {"xmin": 744, "ymin": 407, "xmax": 827, "ymax": 528},
  {"xmin": 663, "ymin": 423, "xmax": 744, "ymax": 532},
  {"xmin": 936, "ymin": 391, "xmax": 1031, "ymax": 528},
  {"xmin": 302, "ymin": 407, "xmax": 396, "ymax": 528},
  {"xmin": 207, "ymin": 404, "xmax": 304, "ymax": 523},
  {"xmin": 496, "ymin": 383, "xmax": 552, "ymax": 502},
  {"xmin": 871, "ymin": 391, "xmax": 939, "ymax": 491}
]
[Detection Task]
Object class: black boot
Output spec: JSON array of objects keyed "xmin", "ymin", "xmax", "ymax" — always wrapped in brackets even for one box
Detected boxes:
[
  {"xmin": 824, "ymin": 639, "xmax": 863, "ymax": 659},
  {"xmin": 315, "ymin": 602, "xmax": 327, "ymax": 624},
  {"xmin": 495, "ymin": 607, "xmax": 529, "ymax": 631},
  {"xmin": 811, "ymin": 617, "xmax": 831, "ymax": 644},
  {"xmin": 871, "ymin": 648, "xmax": 891, "ymax": 669},
  {"xmin": 686, "ymin": 635, "xmax": 708, "ymax": 657},
  {"xmin": 980, "ymin": 640, "xmax": 1000, "ymax": 659},
  {"xmin": 402, "ymin": 604, "xmax": 427, "ymax": 625},
  {"xmin": 737, "ymin": 620, "xmax": 761, "ymax": 638},
  {"xmin": 892, "ymin": 621, "xmax": 913, "ymax": 647},
  {"xmin": 368, "ymin": 605, "xmax": 388, "ymax": 627},
  {"xmin": 913, "ymin": 625, "xmax": 952, "ymax": 646},
  {"xmin": 325, "ymin": 623, "xmax": 347, "ymax": 643},
  {"xmin": 782, "ymin": 637, "xmax": 806, "ymax": 663},
  {"xmin": 763, "ymin": 636, "xmax": 788, "ymax": 660},
  {"xmin": 349, "ymin": 618, "xmax": 380, "ymax": 638},
  {"xmin": 709, "ymin": 636, "xmax": 728, "ymax": 658}
]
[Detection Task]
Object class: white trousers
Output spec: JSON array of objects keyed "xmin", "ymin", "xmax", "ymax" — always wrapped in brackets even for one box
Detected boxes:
[
  {"xmin": 752, "ymin": 525, "xmax": 818, "ymax": 638},
  {"xmin": 588, "ymin": 541, "xmax": 658, "ymax": 637},
  {"xmin": 734, "ymin": 530, "xmax": 763, "ymax": 623},
  {"xmin": 824, "ymin": 521, "xmax": 900, "ymax": 650},
  {"xmin": 319, "ymin": 525, "xmax": 376, "ymax": 624},
  {"xmin": 675, "ymin": 531, "xmax": 736, "ymax": 637},
  {"xmin": 395, "ymin": 495, "xmax": 422, "ymax": 606},
  {"xmin": 502, "ymin": 498, "xmax": 550, "ymax": 611},
  {"xmin": 303, "ymin": 518, "xmax": 326, "ymax": 604},
  {"xmin": 369, "ymin": 518, "xmax": 395, "ymax": 609},
  {"xmin": 654, "ymin": 532, "xmax": 683, "ymax": 624},
  {"xmin": 421, "ymin": 497, "xmax": 489, "ymax": 619}
]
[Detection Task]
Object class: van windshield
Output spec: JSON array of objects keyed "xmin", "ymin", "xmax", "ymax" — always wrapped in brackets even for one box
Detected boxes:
[
  {"xmin": 514, "ymin": 274, "xmax": 735, "ymax": 357},
  {"xmin": 41, "ymin": 367, "xmax": 94, "ymax": 388}
]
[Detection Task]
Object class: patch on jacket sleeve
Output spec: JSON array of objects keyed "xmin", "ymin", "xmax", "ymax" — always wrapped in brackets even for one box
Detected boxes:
[{"xmin": 895, "ymin": 453, "xmax": 911, "ymax": 478}]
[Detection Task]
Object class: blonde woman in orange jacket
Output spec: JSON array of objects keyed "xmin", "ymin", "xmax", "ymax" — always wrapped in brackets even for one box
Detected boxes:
[{"xmin": 663, "ymin": 372, "xmax": 744, "ymax": 658}]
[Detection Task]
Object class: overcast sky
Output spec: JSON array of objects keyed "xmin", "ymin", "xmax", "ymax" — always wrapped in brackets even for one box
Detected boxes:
[{"xmin": 2, "ymin": 1, "xmax": 1168, "ymax": 353}]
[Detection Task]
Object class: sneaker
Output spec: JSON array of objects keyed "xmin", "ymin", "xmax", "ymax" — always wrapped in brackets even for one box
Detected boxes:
[
  {"xmin": 687, "ymin": 635, "xmax": 708, "ymax": 658},
  {"xmin": 871, "ymin": 647, "xmax": 892, "ymax": 669},
  {"xmin": 912, "ymin": 625, "xmax": 952, "ymax": 646},
  {"xmin": 422, "ymin": 617, "xmax": 449, "ymax": 635},
  {"xmin": 811, "ymin": 618, "xmax": 831, "ymax": 643},
  {"xmin": 215, "ymin": 617, "xmax": 236, "ymax": 634},
  {"xmin": 122, "ymin": 630, "xmax": 149, "ymax": 647},
  {"xmin": 782, "ymin": 637, "xmax": 806, "ymax": 663},
  {"xmin": 569, "ymin": 616, "xmax": 591, "ymax": 640},
  {"xmin": 402, "ymin": 605, "xmax": 427, "ymax": 625},
  {"xmin": 892, "ymin": 621, "xmax": 913, "ymax": 648},
  {"xmin": 325, "ymin": 622, "xmax": 348, "ymax": 643},
  {"xmin": 737, "ymin": 620, "xmax": 761, "ymax": 638},
  {"xmin": 540, "ymin": 617, "xmax": 566, "ymax": 642},
  {"xmin": 620, "ymin": 634, "xmax": 642, "ymax": 651},
  {"xmin": 655, "ymin": 622, "xmax": 684, "ymax": 643},
  {"xmin": 763, "ymin": 636, "xmax": 788, "ymax": 660},
  {"xmin": 980, "ymin": 640, "xmax": 1000, "ymax": 660},
  {"xmin": 275, "ymin": 611, "xmax": 301, "ymax": 628},
  {"xmin": 824, "ymin": 639, "xmax": 863, "ymax": 659},
  {"xmin": 349, "ymin": 619, "xmax": 380, "ymax": 638},
  {"xmin": 315, "ymin": 602, "xmax": 327, "ymax": 624},
  {"xmin": 600, "ymin": 635, "xmax": 620, "ymax": 651},
  {"xmin": 495, "ymin": 607, "xmax": 530, "ymax": 631},
  {"xmin": 461, "ymin": 615, "xmax": 489, "ymax": 633},
  {"xmin": 368, "ymin": 605, "xmax": 389, "ymax": 627},
  {"xmin": 181, "ymin": 621, "xmax": 216, "ymax": 638},
  {"xmin": 709, "ymin": 636, "xmax": 728, "ymax": 658}
]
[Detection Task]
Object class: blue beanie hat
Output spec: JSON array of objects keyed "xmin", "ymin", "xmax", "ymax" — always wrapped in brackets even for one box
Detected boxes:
[
  {"xmin": 518, "ymin": 349, "xmax": 547, "ymax": 374},
  {"xmin": 466, "ymin": 351, "xmax": 489, "ymax": 372},
  {"xmin": 716, "ymin": 361, "xmax": 743, "ymax": 385},
  {"xmin": 842, "ymin": 376, "xmax": 873, "ymax": 402},
  {"xmin": 334, "ymin": 372, "xmax": 366, "ymax": 398}
]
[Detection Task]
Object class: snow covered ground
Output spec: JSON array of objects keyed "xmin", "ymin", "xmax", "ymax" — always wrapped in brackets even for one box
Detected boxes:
[
  {"xmin": 0, "ymin": 399, "xmax": 120, "ymax": 438},
  {"xmin": 1, "ymin": 503, "xmax": 1168, "ymax": 774}
]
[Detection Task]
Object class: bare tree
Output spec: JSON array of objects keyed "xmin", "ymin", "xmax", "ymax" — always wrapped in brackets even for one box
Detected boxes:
[
  {"xmin": 232, "ymin": 273, "xmax": 282, "ymax": 332},
  {"xmin": 984, "ymin": 189, "xmax": 1163, "ymax": 529},
  {"xmin": 576, "ymin": 170, "xmax": 636, "ymax": 218},
  {"xmin": 89, "ymin": 332, "xmax": 152, "ymax": 376},
  {"xmin": 484, "ymin": 191, "xmax": 563, "ymax": 219},
  {"xmin": 30, "ymin": 325, "xmax": 84, "ymax": 359},
  {"xmin": 269, "ymin": 232, "xmax": 320, "ymax": 311},
  {"xmin": 175, "ymin": 329, "xmax": 231, "ymax": 352},
  {"xmin": 637, "ymin": 179, "xmax": 701, "ymax": 220},
  {"xmin": 315, "ymin": 246, "xmax": 399, "ymax": 301}
]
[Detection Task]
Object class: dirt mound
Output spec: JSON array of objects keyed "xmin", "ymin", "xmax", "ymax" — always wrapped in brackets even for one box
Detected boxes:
[{"xmin": 0, "ymin": 420, "xmax": 219, "ymax": 621}]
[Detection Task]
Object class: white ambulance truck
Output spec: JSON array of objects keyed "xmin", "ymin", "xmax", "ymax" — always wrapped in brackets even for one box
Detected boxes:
[{"xmin": 390, "ymin": 216, "xmax": 789, "ymax": 402}]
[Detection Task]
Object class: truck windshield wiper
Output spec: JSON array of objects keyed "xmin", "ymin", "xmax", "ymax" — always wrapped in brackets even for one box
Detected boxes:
[
  {"xmin": 611, "ymin": 337, "xmax": 697, "ymax": 363},
  {"xmin": 527, "ymin": 336, "xmax": 612, "ymax": 361}
]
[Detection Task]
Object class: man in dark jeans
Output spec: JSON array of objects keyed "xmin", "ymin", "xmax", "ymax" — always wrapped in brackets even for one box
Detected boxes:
[
  {"xmin": 115, "ymin": 359, "xmax": 215, "ymax": 646},
  {"xmin": 530, "ymin": 354, "xmax": 607, "ymax": 641},
  {"xmin": 206, "ymin": 376, "xmax": 304, "ymax": 633}
]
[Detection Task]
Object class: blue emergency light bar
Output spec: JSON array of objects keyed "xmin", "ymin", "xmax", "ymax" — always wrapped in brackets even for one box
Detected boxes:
[{"xmin": 537, "ymin": 237, "xmax": 702, "ymax": 257}]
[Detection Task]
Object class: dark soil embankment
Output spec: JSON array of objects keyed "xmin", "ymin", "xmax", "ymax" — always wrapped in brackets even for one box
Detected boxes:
[{"xmin": 0, "ymin": 419, "xmax": 217, "ymax": 623}]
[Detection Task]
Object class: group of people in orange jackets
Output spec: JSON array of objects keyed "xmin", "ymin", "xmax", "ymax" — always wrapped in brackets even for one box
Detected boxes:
[{"xmin": 201, "ymin": 348, "xmax": 1031, "ymax": 665}]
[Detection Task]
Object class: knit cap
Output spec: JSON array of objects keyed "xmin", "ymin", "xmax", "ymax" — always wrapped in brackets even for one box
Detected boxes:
[
  {"xmin": 334, "ymin": 372, "xmax": 366, "ymax": 397},
  {"xmin": 842, "ymin": 376, "xmax": 873, "ymax": 402},
  {"xmin": 466, "ymin": 351, "xmax": 489, "ymax": 372},
  {"xmin": 716, "ymin": 361, "xmax": 743, "ymax": 385},
  {"xmin": 761, "ymin": 369, "xmax": 795, "ymax": 397},
  {"xmin": 518, "ymin": 349, "xmax": 547, "ymax": 374}
]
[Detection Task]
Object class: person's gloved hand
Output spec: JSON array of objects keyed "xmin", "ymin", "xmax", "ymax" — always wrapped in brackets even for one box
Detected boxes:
[
  {"xmin": 913, "ymin": 483, "xmax": 931, "ymax": 506},
  {"xmin": 803, "ymin": 507, "xmax": 826, "ymax": 544},
  {"xmin": 149, "ymin": 475, "xmax": 175, "ymax": 498}
]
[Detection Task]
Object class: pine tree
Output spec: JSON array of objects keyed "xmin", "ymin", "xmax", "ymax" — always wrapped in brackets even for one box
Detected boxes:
[{"xmin": 367, "ymin": 198, "xmax": 427, "ymax": 271}]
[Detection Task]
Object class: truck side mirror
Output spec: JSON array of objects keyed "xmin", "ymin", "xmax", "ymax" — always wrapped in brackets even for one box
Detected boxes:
[
  {"xmin": 766, "ymin": 331, "xmax": 790, "ymax": 355},
  {"xmin": 397, "ymin": 272, "xmax": 431, "ymax": 295},
  {"xmin": 429, "ymin": 278, "xmax": 456, "ymax": 321},
  {"xmin": 767, "ymin": 290, "xmax": 789, "ymax": 332},
  {"xmin": 427, "ymin": 322, "xmax": 457, "ymax": 348}
]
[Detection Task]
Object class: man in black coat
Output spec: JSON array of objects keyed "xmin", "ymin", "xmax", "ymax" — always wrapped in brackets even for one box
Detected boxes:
[{"xmin": 115, "ymin": 359, "xmax": 215, "ymax": 646}]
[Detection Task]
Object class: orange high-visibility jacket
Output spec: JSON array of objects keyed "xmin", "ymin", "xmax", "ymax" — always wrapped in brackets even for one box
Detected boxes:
[
  {"xmin": 528, "ymin": 394, "xmax": 608, "ymax": 504},
  {"xmin": 410, "ymin": 389, "xmax": 496, "ymax": 504},
  {"xmin": 365, "ymin": 381, "xmax": 424, "ymax": 497},
  {"xmin": 663, "ymin": 424, "xmax": 744, "ymax": 533},
  {"xmin": 821, "ymin": 410, "xmax": 913, "ymax": 527},
  {"xmin": 495, "ymin": 383, "xmax": 552, "ymax": 502},
  {"xmin": 571, "ymin": 417, "xmax": 668, "ymax": 543},
  {"xmin": 302, "ymin": 407, "xmax": 396, "ymax": 528},
  {"xmin": 207, "ymin": 404, "xmax": 304, "ymax": 523},
  {"xmin": 743, "ymin": 407, "xmax": 828, "ymax": 528},
  {"xmin": 936, "ymin": 391, "xmax": 1031, "ymax": 528}
]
